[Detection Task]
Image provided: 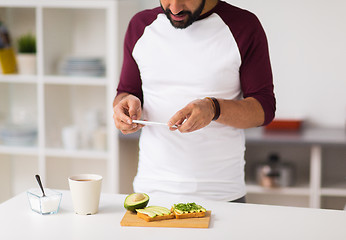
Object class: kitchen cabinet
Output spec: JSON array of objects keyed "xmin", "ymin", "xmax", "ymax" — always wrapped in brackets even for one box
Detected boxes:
[
  {"xmin": 0, "ymin": 0, "xmax": 139, "ymax": 203},
  {"xmin": 244, "ymin": 127, "xmax": 346, "ymax": 209}
]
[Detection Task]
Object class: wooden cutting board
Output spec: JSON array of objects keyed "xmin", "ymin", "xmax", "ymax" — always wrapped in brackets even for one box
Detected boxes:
[{"xmin": 120, "ymin": 210, "xmax": 212, "ymax": 228}]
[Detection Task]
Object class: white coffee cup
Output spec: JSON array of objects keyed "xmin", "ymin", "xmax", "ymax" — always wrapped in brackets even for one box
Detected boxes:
[{"xmin": 68, "ymin": 174, "xmax": 102, "ymax": 215}]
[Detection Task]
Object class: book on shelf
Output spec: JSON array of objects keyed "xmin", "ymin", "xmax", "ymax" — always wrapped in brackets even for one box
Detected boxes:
[
  {"xmin": 0, "ymin": 21, "xmax": 17, "ymax": 74},
  {"xmin": 0, "ymin": 48, "xmax": 17, "ymax": 74}
]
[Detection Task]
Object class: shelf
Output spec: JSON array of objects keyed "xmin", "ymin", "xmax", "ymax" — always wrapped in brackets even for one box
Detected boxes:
[
  {"xmin": 245, "ymin": 127, "xmax": 346, "ymax": 146},
  {"xmin": 0, "ymin": 75, "xmax": 107, "ymax": 85},
  {"xmin": 42, "ymin": 8, "xmax": 107, "ymax": 76},
  {"xmin": 321, "ymin": 182, "xmax": 346, "ymax": 197},
  {"xmin": 246, "ymin": 184, "xmax": 310, "ymax": 196},
  {"xmin": 45, "ymin": 148, "xmax": 108, "ymax": 160},
  {"xmin": 0, "ymin": 74, "xmax": 38, "ymax": 84},
  {"xmin": 321, "ymin": 188, "xmax": 346, "ymax": 197},
  {"xmin": 43, "ymin": 76, "xmax": 107, "ymax": 86},
  {"xmin": 0, "ymin": 146, "xmax": 109, "ymax": 160},
  {"xmin": 0, "ymin": 145, "xmax": 38, "ymax": 156}
]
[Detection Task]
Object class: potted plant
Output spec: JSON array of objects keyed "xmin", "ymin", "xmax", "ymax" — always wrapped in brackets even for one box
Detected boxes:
[{"xmin": 16, "ymin": 33, "xmax": 36, "ymax": 74}]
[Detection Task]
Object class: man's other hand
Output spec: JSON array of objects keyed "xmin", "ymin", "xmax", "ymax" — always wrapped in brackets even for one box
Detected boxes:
[{"xmin": 113, "ymin": 94, "xmax": 143, "ymax": 134}]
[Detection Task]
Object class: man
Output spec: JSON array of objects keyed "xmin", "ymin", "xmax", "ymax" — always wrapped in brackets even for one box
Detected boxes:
[{"xmin": 113, "ymin": 0, "xmax": 275, "ymax": 202}]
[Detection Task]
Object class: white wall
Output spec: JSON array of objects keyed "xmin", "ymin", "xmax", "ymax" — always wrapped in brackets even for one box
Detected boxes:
[
  {"xmin": 139, "ymin": 0, "xmax": 159, "ymax": 9},
  {"xmin": 140, "ymin": 0, "xmax": 346, "ymax": 128}
]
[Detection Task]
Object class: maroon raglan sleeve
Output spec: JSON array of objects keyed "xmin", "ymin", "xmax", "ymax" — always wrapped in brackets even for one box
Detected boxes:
[
  {"xmin": 216, "ymin": 3, "xmax": 276, "ymax": 125},
  {"xmin": 117, "ymin": 8, "xmax": 162, "ymax": 105},
  {"xmin": 117, "ymin": 15, "xmax": 144, "ymax": 103},
  {"xmin": 238, "ymin": 14, "xmax": 276, "ymax": 126}
]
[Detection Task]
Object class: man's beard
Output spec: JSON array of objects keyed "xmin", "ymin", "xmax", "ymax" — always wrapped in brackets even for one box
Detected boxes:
[{"xmin": 161, "ymin": 0, "xmax": 206, "ymax": 29}]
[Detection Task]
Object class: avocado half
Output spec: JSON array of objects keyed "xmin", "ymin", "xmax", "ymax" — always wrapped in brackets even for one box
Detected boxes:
[{"xmin": 124, "ymin": 193, "xmax": 149, "ymax": 212}]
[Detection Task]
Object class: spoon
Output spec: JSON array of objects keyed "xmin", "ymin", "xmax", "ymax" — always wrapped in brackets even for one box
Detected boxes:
[{"xmin": 35, "ymin": 174, "xmax": 46, "ymax": 197}]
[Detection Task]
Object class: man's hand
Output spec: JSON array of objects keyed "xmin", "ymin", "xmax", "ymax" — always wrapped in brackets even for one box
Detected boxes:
[
  {"xmin": 113, "ymin": 94, "xmax": 143, "ymax": 134},
  {"xmin": 168, "ymin": 98, "xmax": 215, "ymax": 133},
  {"xmin": 167, "ymin": 97, "xmax": 265, "ymax": 133}
]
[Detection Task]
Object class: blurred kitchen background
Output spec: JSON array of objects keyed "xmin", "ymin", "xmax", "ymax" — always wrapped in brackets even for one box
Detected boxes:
[{"xmin": 0, "ymin": 0, "xmax": 345, "ymax": 210}]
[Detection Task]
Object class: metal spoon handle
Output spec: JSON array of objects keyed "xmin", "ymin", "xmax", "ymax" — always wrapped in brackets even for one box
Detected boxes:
[{"xmin": 35, "ymin": 174, "xmax": 46, "ymax": 197}]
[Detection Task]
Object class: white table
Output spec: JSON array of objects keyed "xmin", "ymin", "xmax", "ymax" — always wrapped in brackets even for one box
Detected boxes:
[{"xmin": 0, "ymin": 190, "xmax": 345, "ymax": 240}]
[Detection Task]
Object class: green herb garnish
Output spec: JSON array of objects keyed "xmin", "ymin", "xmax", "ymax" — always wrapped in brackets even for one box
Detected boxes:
[{"xmin": 173, "ymin": 203, "xmax": 206, "ymax": 213}]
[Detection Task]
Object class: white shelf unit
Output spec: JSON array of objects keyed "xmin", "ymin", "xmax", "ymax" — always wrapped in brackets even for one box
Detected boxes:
[
  {"xmin": 244, "ymin": 128, "xmax": 346, "ymax": 210},
  {"xmin": 0, "ymin": 0, "xmax": 139, "ymax": 202}
]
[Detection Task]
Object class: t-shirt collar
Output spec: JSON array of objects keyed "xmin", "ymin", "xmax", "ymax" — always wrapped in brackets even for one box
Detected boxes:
[{"xmin": 197, "ymin": 0, "xmax": 220, "ymax": 21}]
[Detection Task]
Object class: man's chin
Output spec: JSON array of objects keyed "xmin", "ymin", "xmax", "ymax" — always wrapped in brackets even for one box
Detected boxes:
[
  {"xmin": 171, "ymin": 20, "xmax": 187, "ymax": 29},
  {"xmin": 169, "ymin": 18, "xmax": 194, "ymax": 29}
]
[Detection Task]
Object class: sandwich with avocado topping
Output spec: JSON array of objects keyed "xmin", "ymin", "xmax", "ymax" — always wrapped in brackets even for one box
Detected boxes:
[
  {"xmin": 171, "ymin": 202, "xmax": 207, "ymax": 219},
  {"xmin": 136, "ymin": 206, "xmax": 175, "ymax": 222}
]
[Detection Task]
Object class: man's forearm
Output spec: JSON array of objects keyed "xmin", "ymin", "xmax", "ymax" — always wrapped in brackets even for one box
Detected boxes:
[{"xmin": 216, "ymin": 97, "xmax": 265, "ymax": 129}]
